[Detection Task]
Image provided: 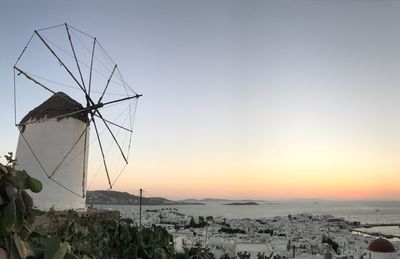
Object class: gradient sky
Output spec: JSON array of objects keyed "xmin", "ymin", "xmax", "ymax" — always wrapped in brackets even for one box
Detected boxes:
[{"xmin": 1, "ymin": 0, "xmax": 400, "ymax": 200}]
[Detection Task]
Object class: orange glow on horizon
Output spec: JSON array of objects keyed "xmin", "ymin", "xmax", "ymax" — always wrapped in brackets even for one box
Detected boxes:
[{"xmin": 87, "ymin": 131, "xmax": 400, "ymax": 201}]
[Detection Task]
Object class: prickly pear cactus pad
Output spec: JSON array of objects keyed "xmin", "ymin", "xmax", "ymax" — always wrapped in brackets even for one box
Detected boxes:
[{"xmin": 0, "ymin": 152, "xmax": 44, "ymax": 258}]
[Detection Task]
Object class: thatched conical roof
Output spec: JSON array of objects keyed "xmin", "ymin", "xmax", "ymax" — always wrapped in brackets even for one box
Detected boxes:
[{"xmin": 20, "ymin": 92, "xmax": 88, "ymax": 125}]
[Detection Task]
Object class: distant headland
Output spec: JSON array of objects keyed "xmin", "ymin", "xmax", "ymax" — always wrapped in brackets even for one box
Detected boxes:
[
  {"xmin": 224, "ymin": 201, "xmax": 259, "ymax": 205},
  {"xmin": 87, "ymin": 191, "xmax": 269, "ymax": 206},
  {"xmin": 86, "ymin": 190, "xmax": 205, "ymax": 206}
]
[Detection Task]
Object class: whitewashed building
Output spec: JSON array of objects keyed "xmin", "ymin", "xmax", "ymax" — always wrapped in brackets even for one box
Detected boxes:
[{"xmin": 16, "ymin": 92, "xmax": 89, "ymax": 210}]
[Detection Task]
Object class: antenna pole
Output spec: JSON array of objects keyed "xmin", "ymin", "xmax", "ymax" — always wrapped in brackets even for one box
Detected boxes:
[{"xmin": 139, "ymin": 188, "xmax": 143, "ymax": 228}]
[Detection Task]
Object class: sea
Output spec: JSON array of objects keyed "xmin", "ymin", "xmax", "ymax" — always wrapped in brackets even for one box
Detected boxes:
[{"xmin": 94, "ymin": 200, "xmax": 400, "ymax": 225}]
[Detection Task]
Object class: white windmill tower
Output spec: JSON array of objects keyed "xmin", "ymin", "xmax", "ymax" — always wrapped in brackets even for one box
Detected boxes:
[{"xmin": 13, "ymin": 23, "xmax": 141, "ymax": 210}]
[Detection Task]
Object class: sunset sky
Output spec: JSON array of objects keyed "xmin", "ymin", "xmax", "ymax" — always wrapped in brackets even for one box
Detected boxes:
[{"xmin": 1, "ymin": 0, "xmax": 400, "ymax": 200}]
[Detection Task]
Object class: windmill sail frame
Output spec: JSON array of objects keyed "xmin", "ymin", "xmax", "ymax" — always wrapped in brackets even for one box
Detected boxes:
[{"xmin": 13, "ymin": 23, "xmax": 141, "ymax": 199}]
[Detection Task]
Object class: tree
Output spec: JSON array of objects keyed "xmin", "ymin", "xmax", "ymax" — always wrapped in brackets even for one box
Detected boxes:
[
  {"xmin": 206, "ymin": 216, "xmax": 214, "ymax": 222},
  {"xmin": 199, "ymin": 216, "xmax": 205, "ymax": 223},
  {"xmin": 257, "ymin": 252, "xmax": 274, "ymax": 259},
  {"xmin": 322, "ymin": 235, "xmax": 339, "ymax": 254},
  {"xmin": 175, "ymin": 247, "xmax": 215, "ymax": 259},
  {"xmin": 237, "ymin": 251, "xmax": 251, "ymax": 259},
  {"xmin": 189, "ymin": 217, "xmax": 196, "ymax": 228}
]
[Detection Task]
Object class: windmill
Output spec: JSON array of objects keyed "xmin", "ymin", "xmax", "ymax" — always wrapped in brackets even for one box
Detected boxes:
[{"xmin": 13, "ymin": 23, "xmax": 141, "ymax": 210}]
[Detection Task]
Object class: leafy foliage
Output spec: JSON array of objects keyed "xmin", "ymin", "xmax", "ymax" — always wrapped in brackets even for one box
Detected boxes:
[
  {"xmin": 175, "ymin": 246, "xmax": 215, "ymax": 259},
  {"xmin": 219, "ymin": 227, "xmax": 246, "ymax": 234},
  {"xmin": 256, "ymin": 252, "xmax": 274, "ymax": 259},
  {"xmin": 237, "ymin": 251, "xmax": 251, "ymax": 259},
  {"xmin": 51, "ymin": 215, "xmax": 176, "ymax": 259},
  {"xmin": 186, "ymin": 216, "xmax": 208, "ymax": 229}
]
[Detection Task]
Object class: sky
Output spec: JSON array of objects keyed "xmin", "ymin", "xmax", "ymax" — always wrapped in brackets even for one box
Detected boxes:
[{"xmin": 1, "ymin": 0, "xmax": 400, "ymax": 200}]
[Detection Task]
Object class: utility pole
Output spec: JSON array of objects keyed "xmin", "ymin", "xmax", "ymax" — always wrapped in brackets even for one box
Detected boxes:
[
  {"xmin": 139, "ymin": 188, "xmax": 143, "ymax": 228},
  {"xmin": 204, "ymin": 225, "xmax": 208, "ymax": 248}
]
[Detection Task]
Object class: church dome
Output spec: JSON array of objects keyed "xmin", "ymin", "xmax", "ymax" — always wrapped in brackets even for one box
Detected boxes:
[{"xmin": 367, "ymin": 238, "xmax": 396, "ymax": 253}]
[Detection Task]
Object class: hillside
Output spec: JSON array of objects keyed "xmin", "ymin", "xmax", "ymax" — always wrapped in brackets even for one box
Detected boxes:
[
  {"xmin": 179, "ymin": 198, "xmax": 267, "ymax": 203},
  {"xmin": 224, "ymin": 202, "xmax": 259, "ymax": 205},
  {"xmin": 86, "ymin": 190, "xmax": 204, "ymax": 205}
]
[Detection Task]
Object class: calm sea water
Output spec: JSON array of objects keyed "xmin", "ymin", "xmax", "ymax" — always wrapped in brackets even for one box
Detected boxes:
[{"xmin": 94, "ymin": 200, "xmax": 400, "ymax": 225}]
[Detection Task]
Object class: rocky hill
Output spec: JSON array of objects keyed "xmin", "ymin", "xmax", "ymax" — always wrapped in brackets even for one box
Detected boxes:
[{"xmin": 86, "ymin": 190, "xmax": 204, "ymax": 205}]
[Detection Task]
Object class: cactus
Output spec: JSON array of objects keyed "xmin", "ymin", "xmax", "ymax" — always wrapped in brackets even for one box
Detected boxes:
[
  {"xmin": 0, "ymin": 153, "xmax": 45, "ymax": 258},
  {"xmin": 27, "ymin": 177, "xmax": 43, "ymax": 193}
]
